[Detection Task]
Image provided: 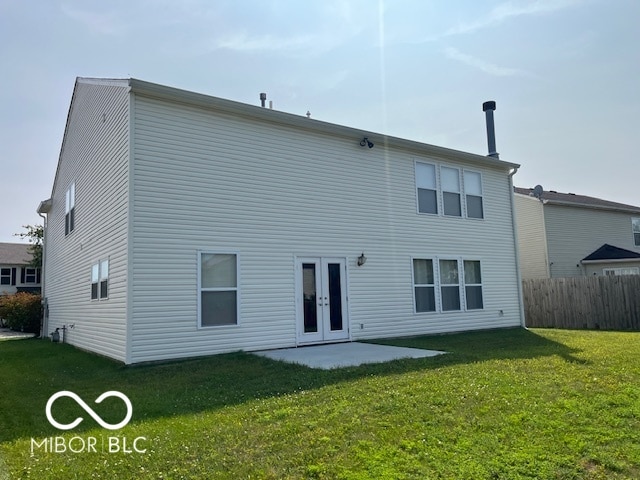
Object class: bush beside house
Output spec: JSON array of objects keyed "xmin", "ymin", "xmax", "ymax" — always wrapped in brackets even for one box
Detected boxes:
[{"xmin": 0, "ymin": 292, "xmax": 41, "ymax": 333}]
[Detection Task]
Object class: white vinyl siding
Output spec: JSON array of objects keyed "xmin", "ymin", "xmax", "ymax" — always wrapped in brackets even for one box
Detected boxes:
[
  {"xmin": 545, "ymin": 205, "xmax": 640, "ymax": 278},
  {"xmin": 43, "ymin": 80, "xmax": 130, "ymax": 362},
  {"xmin": 128, "ymin": 92, "xmax": 521, "ymax": 363}
]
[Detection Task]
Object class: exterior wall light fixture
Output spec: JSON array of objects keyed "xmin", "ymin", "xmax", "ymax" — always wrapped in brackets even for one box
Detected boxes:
[
  {"xmin": 359, "ymin": 137, "xmax": 374, "ymax": 148},
  {"xmin": 357, "ymin": 253, "xmax": 367, "ymax": 266}
]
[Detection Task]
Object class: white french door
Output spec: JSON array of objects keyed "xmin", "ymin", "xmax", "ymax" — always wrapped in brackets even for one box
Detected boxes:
[{"xmin": 296, "ymin": 257, "xmax": 349, "ymax": 344}]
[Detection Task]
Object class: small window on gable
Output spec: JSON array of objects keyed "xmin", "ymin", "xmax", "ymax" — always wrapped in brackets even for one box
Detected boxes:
[
  {"xmin": 65, "ymin": 183, "xmax": 75, "ymax": 235},
  {"xmin": 632, "ymin": 218, "xmax": 640, "ymax": 247},
  {"xmin": 464, "ymin": 171, "xmax": 484, "ymax": 219},
  {"xmin": 91, "ymin": 259, "xmax": 109, "ymax": 300},
  {"xmin": 416, "ymin": 162, "xmax": 438, "ymax": 214},
  {"xmin": 441, "ymin": 167, "xmax": 461, "ymax": 217}
]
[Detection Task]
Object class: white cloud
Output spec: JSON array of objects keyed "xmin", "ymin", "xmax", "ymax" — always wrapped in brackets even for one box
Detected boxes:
[
  {"xmin": 445, "ymin": 0, "xmax": 581, "ymax": 36},
  {"xmin": 444, "ymin": 47, "xmax": 533, "ymax": 77}
]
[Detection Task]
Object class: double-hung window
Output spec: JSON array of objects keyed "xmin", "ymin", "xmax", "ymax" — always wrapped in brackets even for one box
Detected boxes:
[
  {"xmin": 416, "ymin": 163, "xmax": 438, "ymax": 214},
  {"xmin": 23, "ymin": 268, "xmax": 41, "ymax": 284},
  {"xmin": 463, "ymin": 260, "xmax": 483, "ymax": 309},
  {"xmin": 65, "ymin": 183, "xmax": 75, "ymax": 235},
  {"xmin": 441, "ymin": 167, "xmax": 462, "ymax": 217},
  {"xmin": 415, "ymin": 163, "xmax": 485, "ymax": 219},
  {"xmin": 464, "ymin": 171, "xmax": 484, "ymax": 219},
  {"xmin": 91, "ymin": 259, "xmax": 109, "ymax": 300},
  {"xmin": 633, "ymin": 218, "xmax": 640, "ymax": 247},
  {"xmin": 413, "ymin": 258, "xmax": 484, "ymax": 313},
  {"xmin": 439, "ymin": 259, "xmax": 461, "ymax": 310},
  {"xmin": 413, "ymin": 259, "xmax": 436, "ymax": 312},
  {"xmin": 0, "ymin": 268, "xmax": 11, "ymax": 286},
  {"xmin": 199, "ymin": 252, "xmax": 239, "ymax": 327}
]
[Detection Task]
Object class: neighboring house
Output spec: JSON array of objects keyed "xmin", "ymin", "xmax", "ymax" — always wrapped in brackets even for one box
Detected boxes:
[
  {"xmin": 514, "ymin": 187, "xmax": 640, "ymax": 278},
  {"xmin": 37, "ymin": 77, "xmax": 524, "ymax": 364},
  {"xmin": 0, "ymin": 243, "xmax": 42, "ymax": 295}
]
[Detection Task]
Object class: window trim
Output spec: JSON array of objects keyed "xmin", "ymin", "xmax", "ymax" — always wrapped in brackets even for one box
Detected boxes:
[
  {"xmin": 415, "ymin": 161, "xmax": 439, "ymax": 215},
  {"xmin": 632, "ymin": 218, "xmax": 640, "ymax": 247},
  {"xmin": 412, "ymin": 258, "xmax": 437, "ymax": 313},
  {"xmin": 412, "ymin": 256, "xmax": 485, "ymax": 314},
  {"xmin": 197, "ymin": 250, "xmax": 240, "ymax": 329},
  {"xmin": 91, "ymin": 258, "xmax": 109, "ymax": 301}
]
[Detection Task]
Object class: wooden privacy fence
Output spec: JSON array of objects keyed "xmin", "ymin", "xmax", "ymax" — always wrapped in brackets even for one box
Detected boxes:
[{"xmin": 522, "ymin": 276, "xmax": 640, "ymax": 330}]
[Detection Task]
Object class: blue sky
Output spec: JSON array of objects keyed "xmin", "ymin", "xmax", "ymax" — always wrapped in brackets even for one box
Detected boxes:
[{"xmin": 1, "ymin": 0, "xmax": 638, "ymax": 242}]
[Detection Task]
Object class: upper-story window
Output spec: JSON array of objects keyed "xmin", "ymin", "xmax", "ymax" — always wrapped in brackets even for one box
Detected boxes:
[
  {"xmin": 441, "ymin": 167, "xmax": 462, "ymax": 217},
  {"xmin": 415, "ymin": 162, "xmax": 484, "ymax": 219},
  {"xmin": 464, "ymin": 171, "xmax": 484, "ymax": 219},
  {"xmin": 65, "ymin": 183, "xmax": 76, "ymax": 235},
  {"xmin": 633, "ymin": 218, "xmax": 640, "ymax": 247},
  {"xmin": 416, "ymin": 163, "xmax": 438, "ymax": 214}
]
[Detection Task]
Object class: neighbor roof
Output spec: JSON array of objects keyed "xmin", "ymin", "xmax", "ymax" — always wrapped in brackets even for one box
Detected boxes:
[
  {"xmin": 0, "ymin": 243, "xmax": 33, "ymax": 265},
  {"xmin": 582, "ymin": 244, "xmax": 640, "ymax": 263},
  {"xmin": 515, "ymin": 187, "xmax": 640, "ymax": 214}
]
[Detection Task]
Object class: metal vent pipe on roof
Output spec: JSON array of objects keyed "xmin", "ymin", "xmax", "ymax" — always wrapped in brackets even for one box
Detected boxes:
[
  {"xmin": 260, "ymin": 93, "xmax": 267, "ymax": 108},
  {"xmin": 482, "ymin": 100, "xmax": 499, "ymax": 159}
]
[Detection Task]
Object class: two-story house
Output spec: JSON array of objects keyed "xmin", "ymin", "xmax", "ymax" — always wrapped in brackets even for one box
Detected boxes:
[
  {"xmin": 0, "ymin": 243, "xmax": 41, "ymax": 296},
  {"xmin": 514, "ymin": 187, "xmax": 640, "ymax": 278},
  {"xmin": 37, "ymin": 77, "xmax": 524, "ymax": 364}
]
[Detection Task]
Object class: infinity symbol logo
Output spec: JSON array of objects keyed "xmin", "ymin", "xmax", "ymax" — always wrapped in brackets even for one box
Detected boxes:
[{"xmin": 46, "ymin": 391, "xmax": 133, "ymax": 430}]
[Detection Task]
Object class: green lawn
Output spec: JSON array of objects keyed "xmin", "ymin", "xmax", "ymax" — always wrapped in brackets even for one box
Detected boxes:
[{"xmin": 1, "ymin": 328, "xmax": 639, "ymax": 479}]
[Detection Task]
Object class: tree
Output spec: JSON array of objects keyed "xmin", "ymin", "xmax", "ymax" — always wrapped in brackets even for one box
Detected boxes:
[{"xmin": 14, "ymin": 224, "xmax": 43, "ymax": 268}]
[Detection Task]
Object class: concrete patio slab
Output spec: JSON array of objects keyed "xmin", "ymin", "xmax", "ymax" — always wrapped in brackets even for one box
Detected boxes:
[
  {"xmin": 254, "ymin": 342, "xmax": 445, "ymax": 369},
  {"xmin": 0, "ymin": 328, "xmax": 36, "ymax": 340}
]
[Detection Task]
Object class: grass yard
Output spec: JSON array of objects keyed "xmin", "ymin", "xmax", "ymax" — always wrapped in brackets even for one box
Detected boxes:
[{"xmin": 1, "ymin": 328, "xmax": 639, "ymax": 479}]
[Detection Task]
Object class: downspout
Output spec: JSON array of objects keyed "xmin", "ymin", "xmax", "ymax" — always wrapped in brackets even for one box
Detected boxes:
[
  {"xmin": 37, "ymin": 211, "xmax": 48, "ymax": 338},
  {"xmin": 508, "ymin": 168, "xmax": 526, "ymax": 328}
]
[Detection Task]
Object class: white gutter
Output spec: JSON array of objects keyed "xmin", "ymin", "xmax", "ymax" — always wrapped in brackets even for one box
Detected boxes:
[{"xmin": 508, "ymin": 168, "xmax": 526, "ymax": 328}]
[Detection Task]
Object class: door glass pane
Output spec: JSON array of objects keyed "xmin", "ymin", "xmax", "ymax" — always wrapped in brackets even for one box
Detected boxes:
[
  {"xmin": 327, "ymin": 263, "xmax": 343, "ymax": 331},
  {"xmin": 302, "ymin": 263, "xmax": 318, "ymax": 333}
]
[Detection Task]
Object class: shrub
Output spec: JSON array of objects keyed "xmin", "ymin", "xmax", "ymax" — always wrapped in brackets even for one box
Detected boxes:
[{"xmin": 0, "ymin": 292, "xmax": 42, "ymax": 334}]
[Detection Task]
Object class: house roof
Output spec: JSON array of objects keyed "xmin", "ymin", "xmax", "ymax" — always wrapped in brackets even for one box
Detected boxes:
[
  {"xmin": 0, "ymin": 243, "xmax": 32, "ymax": 265},
  {"xmin": 582, "ymin": 244, "xmax": 640, "ymax": 263},
  {"xmin": 515, "ymin": 187, "xmax": 640, "ymax": 214},
  {"xmin": 73, "ymin": 77, "xmax": 521, "ymax": 172}
]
